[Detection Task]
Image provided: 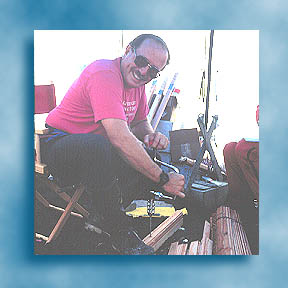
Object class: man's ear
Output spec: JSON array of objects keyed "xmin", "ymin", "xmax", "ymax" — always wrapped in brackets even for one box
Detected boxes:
[{"xmin": 124, "ymin": 44, "xmax": 133, "ymax": 56}]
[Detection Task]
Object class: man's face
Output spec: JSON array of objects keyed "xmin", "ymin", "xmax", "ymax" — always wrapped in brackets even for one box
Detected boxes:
[{"xmin": 120, "ymin": 39, "xmax": 168, "ymax": 88}]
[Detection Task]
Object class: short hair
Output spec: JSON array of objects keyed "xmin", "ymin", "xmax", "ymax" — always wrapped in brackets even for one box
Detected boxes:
[{"xmin": 129, "ymin": 34, "xmax": 170, "ymax": 66}]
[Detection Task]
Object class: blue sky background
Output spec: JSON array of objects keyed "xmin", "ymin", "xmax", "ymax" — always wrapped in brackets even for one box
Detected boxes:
[{"xmin": 0, "ymin": 0, "xmax": 288, "ymax": 287}]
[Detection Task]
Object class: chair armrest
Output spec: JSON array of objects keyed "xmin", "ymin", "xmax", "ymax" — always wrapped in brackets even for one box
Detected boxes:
[
  {"xmin": 35, "ymin": 127, "xmax": 50, "ymax": 135},
  {"xmin": 34, "ymin": 122, "xmax": 50, "ymax": 173},
  {"xmin": 35, "ymin": 162, "xmax": 48, "ymax": 174}
]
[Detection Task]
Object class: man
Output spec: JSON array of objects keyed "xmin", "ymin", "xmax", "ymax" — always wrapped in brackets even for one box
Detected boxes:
[{"xmin": 42, "ymin": 34, "xmax": 185, "ymax": 254}]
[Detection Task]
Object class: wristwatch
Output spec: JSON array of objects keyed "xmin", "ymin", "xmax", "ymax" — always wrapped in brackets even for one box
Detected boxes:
[{"xmin": 158, "ymin": 171, "xmax": 169, "ymax": 187}]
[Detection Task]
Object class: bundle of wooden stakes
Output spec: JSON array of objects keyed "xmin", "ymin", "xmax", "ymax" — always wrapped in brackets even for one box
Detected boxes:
[
  {"xmin": 166, "ymin": 206, "xmax": 251, "ymax": 255},
  {"xmin": 211, "ymin": 206, "xmax": 252, "ymax": 255}
]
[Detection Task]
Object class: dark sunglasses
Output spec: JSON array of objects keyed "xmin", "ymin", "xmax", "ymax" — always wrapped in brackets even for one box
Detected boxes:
[{"xmin": 132, "ymin": 47, "xmax": 160, "ymax": 79}]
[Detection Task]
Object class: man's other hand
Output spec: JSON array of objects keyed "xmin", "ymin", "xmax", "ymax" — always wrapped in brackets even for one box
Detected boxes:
[{"xmin": 143, "ymin": 132, "xmax": 169, "ymax": 150}]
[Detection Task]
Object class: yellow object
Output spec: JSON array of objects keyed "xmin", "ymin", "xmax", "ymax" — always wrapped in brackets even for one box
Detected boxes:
[{"xmin": 126, "ymin": 206, "xmax": 187, "ymax": 218}]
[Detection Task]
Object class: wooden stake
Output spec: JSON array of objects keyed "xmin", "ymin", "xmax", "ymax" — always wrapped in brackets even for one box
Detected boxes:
[
  {"xmin": 143, "ymin": 210, "xmax": 184, "ymax": 252},
  {"xmin": 187, "ymin": 241, "xmax": 200, "ymax": 255}
]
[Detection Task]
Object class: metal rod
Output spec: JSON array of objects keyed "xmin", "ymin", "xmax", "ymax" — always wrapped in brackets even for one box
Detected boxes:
[{"xmin": 205, "ymin": 30, "xmax": 214, "ymax": 129}]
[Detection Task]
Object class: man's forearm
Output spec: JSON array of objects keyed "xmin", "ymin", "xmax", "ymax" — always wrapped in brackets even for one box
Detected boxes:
[
  {"xmin": 130, "ymin": 119, "xmax": 154, "ymax": 141},
  {"xmin": 102, "ymin": 118, "xmax": 162, "ymax": 183}
]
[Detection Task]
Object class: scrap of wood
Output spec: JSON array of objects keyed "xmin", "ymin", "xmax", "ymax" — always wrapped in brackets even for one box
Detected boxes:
[
  {"xmin": 168, "ymin": 242, "xmax": 188, "ymax": 255},
  {"xmin": 35, "ymin": 163, "xmax": 48, "ymax": 174},
  {"xmin": 199, "ymin": 238, "xmax": 213, "ymax": 255},
  {"xmin": 187, "ymin": 241, "xmax": 200, "ymax": 255},
  {"xmin": 143, "ymin": 210, "xmax": 184, "ymax": 252},
  {"xmin": 177, "ymin": 243, "xmax": 188, "ymax": 255},
  {"xmin": 202, "ymin": 220, "xmax": 211, "ymax": 240},
  {"xmin": 198, "ymin": 221, "xmax": 213, "ymax": 255},
  {"xmin": 168, "ymin": 242, "xmax": 179, "ymax": 255},
  {"xmin": 35, "ymin": 128, "xmax": 50, "ymax": 135},
  {"xmin": 206, "ymin": 239, "xmax": 213, "ymax": 255}
]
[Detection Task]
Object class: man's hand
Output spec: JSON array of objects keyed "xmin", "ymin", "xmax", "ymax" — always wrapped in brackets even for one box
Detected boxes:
[
  {"xmin": 143, "ymin": 132, "xmax": 169, "ymax": 150},
  {"xmin": 163, "ymin": 172, "xmax": 185, "ymax": 198}
]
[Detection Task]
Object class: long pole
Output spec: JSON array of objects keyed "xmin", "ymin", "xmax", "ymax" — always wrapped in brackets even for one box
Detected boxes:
[{"xmin": 205, "ymin": 30, "xmax": 214, "ymax": 129}]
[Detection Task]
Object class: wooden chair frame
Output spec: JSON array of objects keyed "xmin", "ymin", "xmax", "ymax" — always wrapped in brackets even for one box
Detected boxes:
[{"xmin": 34, "ymin": 85, "xmax": 89, "ymax": 245}]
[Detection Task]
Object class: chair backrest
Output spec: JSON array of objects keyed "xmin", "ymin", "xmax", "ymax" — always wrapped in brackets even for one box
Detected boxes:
[{"xmin": 35, "ymin": 84, "xmax": 56, "ymax": 114}]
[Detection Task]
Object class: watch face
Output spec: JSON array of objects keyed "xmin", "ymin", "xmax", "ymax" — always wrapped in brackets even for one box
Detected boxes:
[{"xmin": 159, "ymin": 171, "xmax": 169, "ymax": 187}]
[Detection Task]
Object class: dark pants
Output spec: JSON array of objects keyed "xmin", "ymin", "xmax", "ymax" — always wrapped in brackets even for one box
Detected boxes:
[
  {"xmin": 223, "ymin": 139, "xmax": 259, "ymax": 254},
  {"xmin": 42, "ymin": 133, "xmax": 156, "ymax": 230}
]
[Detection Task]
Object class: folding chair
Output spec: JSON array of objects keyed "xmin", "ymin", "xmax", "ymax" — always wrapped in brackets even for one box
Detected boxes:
[{"xmin": 34, "ymin": 84, "xmax": 89, "ymax": 245}]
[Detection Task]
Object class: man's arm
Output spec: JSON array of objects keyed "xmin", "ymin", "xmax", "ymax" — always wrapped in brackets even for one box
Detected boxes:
[
  {"xmin": 131, "ymin": 119, "xmax": 169, "ymax": 150},
  {"xmin": 130, "ymin": 119, "xmax": 154, "ymax": 141},
  {"xmin": 101, "ymin": 118, "xmax": 185, "ymax": 198}
]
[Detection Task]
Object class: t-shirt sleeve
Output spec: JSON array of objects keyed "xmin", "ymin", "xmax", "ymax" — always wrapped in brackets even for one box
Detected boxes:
[{"xmin": 86, "ymin": 70, "xmax": 126, "ymax": 123}]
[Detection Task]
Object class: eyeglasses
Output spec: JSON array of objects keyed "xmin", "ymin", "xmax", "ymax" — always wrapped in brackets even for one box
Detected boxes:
[{"xmin": 132, "ymin": 47, "xmax": 160, "ymax": 79}]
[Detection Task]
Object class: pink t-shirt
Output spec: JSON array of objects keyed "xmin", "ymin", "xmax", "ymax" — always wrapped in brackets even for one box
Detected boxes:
[{"xmin": 46, "ymin": 58, "xmax": 149, "ymax": 137}]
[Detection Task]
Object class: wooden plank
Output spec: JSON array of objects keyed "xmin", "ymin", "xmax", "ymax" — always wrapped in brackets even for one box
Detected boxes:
[
  {"xmin": 168, "ymin": 242, "xmax": 188, "ymax": 255},
  {"xmin": 168, "ymin": 242, "xmax": 179, "ymax": 255},
  {"xmin": 177, "ymin": 243, "xmax": 188, "ymax": 255},
  {"xmin": 143, "ymin": 210, "xmax": 183, "ymax": 252},
  {"xmin": 206, "ymin": 239, "xmax": 213, "ymax": 255},
  {"xmin": 198, "ymin": 220, "xmax": 211, "ymax": 255},
  {"xmin": 187, "ymin": 241, "xmax": 200, "ymax": 255},
  {"xmin": 202, "ymin": 220, "xmax": 211, "ymax": 241},
  {"xmin": 199, "ymin": 238, "xmax": 213, "ymax": 255},
  {"xmin": 35, "ymin": 128, "xmax": 50, "ymax": 135},
  {"xmin": 35, "ymin": 162, "xmax": 48, "ymax": 174}
]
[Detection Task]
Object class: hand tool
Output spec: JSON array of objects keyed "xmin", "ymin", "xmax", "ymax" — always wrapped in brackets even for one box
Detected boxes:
[{"xmin": 149, "ymin": 139, "xmax": 179, "ymax": 173}]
